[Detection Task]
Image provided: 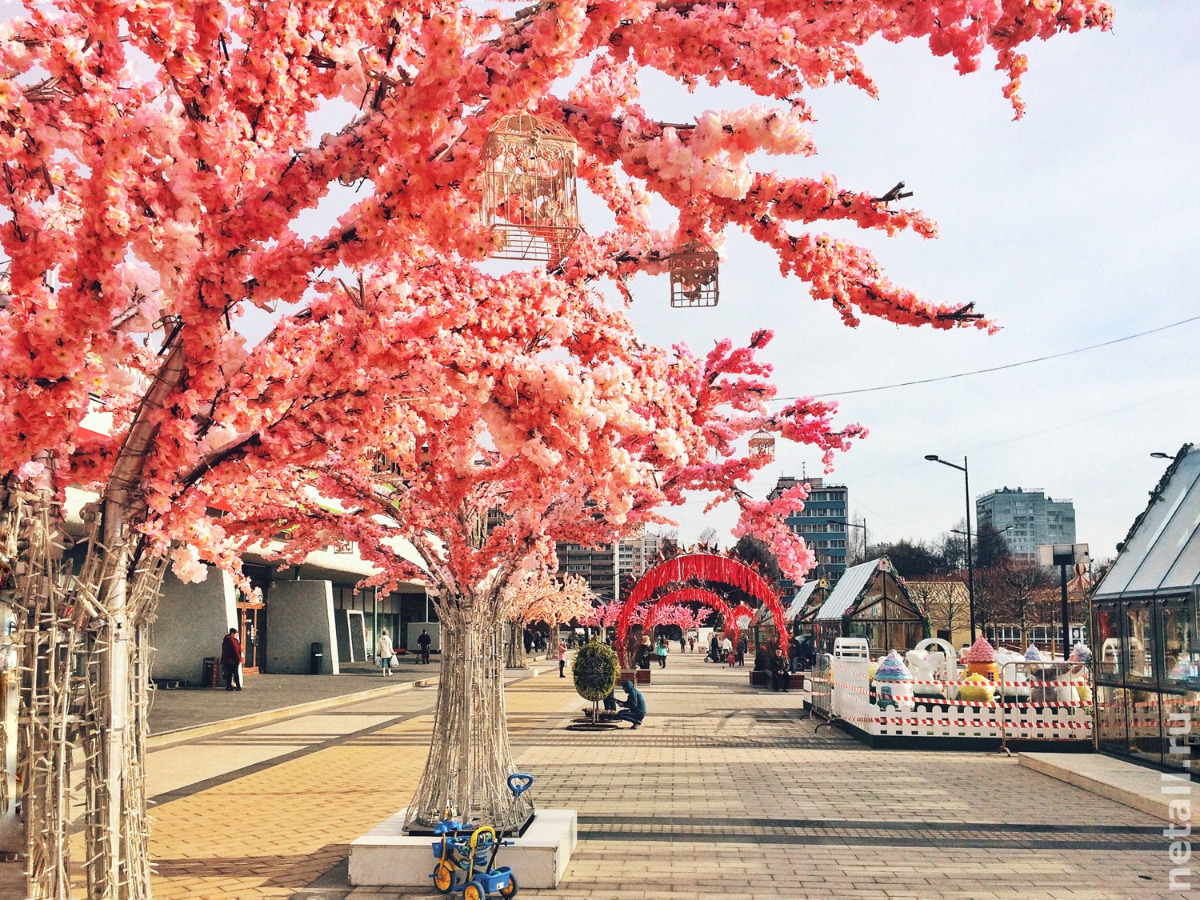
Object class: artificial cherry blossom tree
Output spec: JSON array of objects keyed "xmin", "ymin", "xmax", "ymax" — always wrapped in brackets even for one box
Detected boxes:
[
  {"xmin": 0, "ymin": 0, "xmax": 1113, "ymax": 895},
  {"xmin": 214, "ymin": 273, "xmax": 857, "ymax": 831},
  {"xmin": 502, "ymin": 570, "xmax": 595, "ymax": 668}
]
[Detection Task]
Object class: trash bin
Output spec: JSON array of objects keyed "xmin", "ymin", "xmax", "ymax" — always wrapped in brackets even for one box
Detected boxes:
[
  {"xmin": 202, "ymin": 657, "xmax": 219, "ymax": 689},
  {"xmin": 310, "ymin": 642, "xmax": 323, "ymax": 675}
]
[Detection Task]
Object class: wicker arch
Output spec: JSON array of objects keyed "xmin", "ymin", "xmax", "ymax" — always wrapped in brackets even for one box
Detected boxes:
[{"xmin": 616, "ymin": 553, "xmax": 787, "ymax": 666}]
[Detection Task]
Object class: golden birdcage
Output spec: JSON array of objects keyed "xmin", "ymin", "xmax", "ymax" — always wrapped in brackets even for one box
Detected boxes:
[
  {"xmin": 480, "ymin": 112, "xmax": 580, "ymax": 262},
  {"xmin": 748, "ymin": 430, "xmax": 776, "ymax": 461},
  {"xmin": 669, "ymin": 241, "xmax": 719, "ymax": 308}
]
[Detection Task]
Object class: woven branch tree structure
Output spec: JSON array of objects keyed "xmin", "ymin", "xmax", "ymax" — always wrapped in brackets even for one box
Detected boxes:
[
  {"xmin": 403, "ymin": 580, "xmax": 533, "ymax": 833},
  {"xmin": 2, "ymin": 480, "xmax": 167, "ymax": 899}
]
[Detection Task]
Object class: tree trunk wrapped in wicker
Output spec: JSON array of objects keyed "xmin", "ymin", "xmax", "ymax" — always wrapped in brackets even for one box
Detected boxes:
[{"xmin": 406, "ymin": 596, "xmax": 531, "ymax": 831}]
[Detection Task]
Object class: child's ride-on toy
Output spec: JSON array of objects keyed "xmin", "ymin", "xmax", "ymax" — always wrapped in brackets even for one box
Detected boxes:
[{"xmin": 429, "ymin": 773, "xmax": 534, "ymax": 899}]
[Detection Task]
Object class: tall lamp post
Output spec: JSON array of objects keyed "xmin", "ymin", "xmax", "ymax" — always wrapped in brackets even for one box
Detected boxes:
[
  {"xmin": 925, "ymin": 454, "xmax": 976, "ymax": 643},
  {"xmin": 843, "ymin": 519, "xmax": 867, "ymax": 565}
]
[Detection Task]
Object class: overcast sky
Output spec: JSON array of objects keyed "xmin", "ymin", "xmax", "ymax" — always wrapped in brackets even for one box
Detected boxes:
[{"xmin": 616, "ymin": 4, "xmax": 1199, "ymax": 563}]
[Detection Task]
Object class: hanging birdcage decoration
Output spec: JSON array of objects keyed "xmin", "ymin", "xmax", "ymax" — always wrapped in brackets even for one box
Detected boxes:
[
  {"xmin": 748, "ymin": 430, "xmax": 776, "ymax": 461},
  {"xmin": 669, "ymin": 241, "xmax": 719, "ymax": 308},
  {"xmin": 480, "ymin": 112, "xmax": 580, "ymax": 262}
]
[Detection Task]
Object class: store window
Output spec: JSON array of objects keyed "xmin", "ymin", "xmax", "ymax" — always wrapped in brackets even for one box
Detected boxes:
[
  {"xmin": 1161, "ymin": 599, "xmax": 1200, "ymax": 684},
  {"xmin": 1124, "ymin": 602, "xmax": 1156, "ymax": 682},
  {"xmin": 1094, "ymin": 605, "xmax": 1121, "ymax": 680}
]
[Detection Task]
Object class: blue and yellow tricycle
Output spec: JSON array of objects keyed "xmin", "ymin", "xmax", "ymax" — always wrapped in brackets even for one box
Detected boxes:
[{"xmin": 429, "ymin": 773, "xmax": 533, "ymax": 899}]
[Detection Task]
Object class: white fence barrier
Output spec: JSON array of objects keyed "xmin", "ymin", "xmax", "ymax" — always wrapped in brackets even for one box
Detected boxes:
[{"xmin": 828, "ymin": 659, "xmax": 1092, "ymax": 742}]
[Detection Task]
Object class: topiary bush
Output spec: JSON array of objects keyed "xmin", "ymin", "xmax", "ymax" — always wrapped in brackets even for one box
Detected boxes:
[{"xmin": 573, "ymin": 641, "xmax": 619, "ymax": 702}]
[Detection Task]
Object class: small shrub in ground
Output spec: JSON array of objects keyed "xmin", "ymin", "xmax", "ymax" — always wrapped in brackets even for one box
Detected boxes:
[{"xmin": 573, "ymin": 641, "xmax": 619, "ymax": 702}]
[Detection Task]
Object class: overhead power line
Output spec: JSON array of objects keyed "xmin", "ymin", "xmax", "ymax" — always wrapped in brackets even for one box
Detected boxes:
[{"xmin": 773, "ymin": 314, "xmax": 1200, "ymax": 401}]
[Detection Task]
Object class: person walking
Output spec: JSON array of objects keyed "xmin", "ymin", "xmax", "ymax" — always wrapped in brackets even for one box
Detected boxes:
[
  {"xmin": 721, "ymin": 634, "xmax": 734, "ymax": 667},
  {"xmin": 709, "ymin": 633, "xmax": 720, "ymax": 663},
  {"xmin": 736, "ymin": 634, "xmax": 748, "ymax": 667},
  {"xmin": 656, "ymin": 637, "xmax": 668, "ymax": 669},
  {"xmin": 557, "ymin": 639, "xmax": 568, "ymax": 678},
  {"xmin": 220, "ymin": 627, "xmax": 243, "ymax": 691},
  {"xmin": 417, "ymin": 628, "xmax": 432, "ymax": 664},
  {"xmin": 615, "ymin": 680, "xmax": 646, "ymax": 729},
  {"xmin": 377, "ymin": 629, "xmax": 394, "ymax": 676}
]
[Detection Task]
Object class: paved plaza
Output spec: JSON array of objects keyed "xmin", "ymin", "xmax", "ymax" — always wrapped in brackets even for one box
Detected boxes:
[{"xmin": 1, "ymin": 652, "xmax": 1177, "ymax": 899}]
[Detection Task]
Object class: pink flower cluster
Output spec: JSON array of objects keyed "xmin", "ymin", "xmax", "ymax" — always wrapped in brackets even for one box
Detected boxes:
[{"xmin": 0, "ymin": 0, "xmax": 1111, "ymax": 598}]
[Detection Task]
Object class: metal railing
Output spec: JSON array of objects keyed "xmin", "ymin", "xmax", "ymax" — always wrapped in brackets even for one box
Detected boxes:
[{"xmin": 810, "ymin": 653, "xmax": 834, "ymax": 730}]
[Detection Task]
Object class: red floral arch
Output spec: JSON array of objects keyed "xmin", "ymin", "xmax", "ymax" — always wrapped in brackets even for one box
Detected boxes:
[
  {"xmin": 726, "ymin": 603, "xmax": 757, "ymax": 639},
  {"xmin": 617, "ymin": 553, "xmax": 788, "ymax": 666}
]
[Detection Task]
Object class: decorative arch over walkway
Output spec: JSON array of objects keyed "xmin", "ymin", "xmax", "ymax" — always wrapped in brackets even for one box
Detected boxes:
[{"xmin": 617, "ymin": 553, "xmax": 788, "ymax": 665}]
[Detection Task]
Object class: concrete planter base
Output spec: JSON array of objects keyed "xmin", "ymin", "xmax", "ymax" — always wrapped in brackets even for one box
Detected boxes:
[{"xmin": 349, "ymin": 808, "xmax": 577, "ymax": 889}]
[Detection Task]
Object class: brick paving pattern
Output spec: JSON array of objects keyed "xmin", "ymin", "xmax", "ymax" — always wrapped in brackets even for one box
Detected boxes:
[{"xmin": 0, "ymin": 653, "xmax": 1176, "ymax": 898}]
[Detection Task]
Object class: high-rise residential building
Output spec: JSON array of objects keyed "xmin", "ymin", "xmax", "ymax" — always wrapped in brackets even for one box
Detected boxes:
[
  {"xmin": 617, "ymin": 528, "xmax": 663, "ymax": 584},
  {"xmin": 770, "ymin": 475, "xmax": 850, "ymax": 582},
  {"xmin": 975, "ymin": 487, "xmax": 1076, "ymax": 561},
  {"xmin": 555, "ymin": 541, "xmax": 619, "ymax": 603}
]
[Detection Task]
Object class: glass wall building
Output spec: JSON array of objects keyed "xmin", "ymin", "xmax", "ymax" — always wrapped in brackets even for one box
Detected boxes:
[
  {"xmin": 1092, "ymin": 444, "xmax": 1200, "ymax": 772},
  {"xmin": 976, "ymin": 486, "xmax": 1076, "ymax": 561}
]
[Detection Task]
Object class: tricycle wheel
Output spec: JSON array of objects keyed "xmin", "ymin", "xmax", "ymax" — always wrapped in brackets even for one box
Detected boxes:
[
  {"xmin": 433, "ymin": 860, "xmax": 455, "ymax": 894},
  {"xmin": 464, "ymin": 878, "xmax": 488, "ymax": 900},
  {"xmin": 500, "ymin": 872, "xmax": 519, "ymax": 897}
]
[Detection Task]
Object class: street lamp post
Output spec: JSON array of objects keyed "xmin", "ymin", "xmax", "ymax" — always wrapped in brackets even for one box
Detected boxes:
[
  {"xmin": 925, "ymin": 454, "xmax": 976, "ymax": 643},
  {"xmin": 843, "ymin": 519, "xmax": 867, "ymax": 565}
]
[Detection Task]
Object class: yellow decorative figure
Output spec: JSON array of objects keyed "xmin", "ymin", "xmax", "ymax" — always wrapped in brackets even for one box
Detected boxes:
[{"xmin": 959, "ymin": 673, "xmax": 994, "ymax": 704}]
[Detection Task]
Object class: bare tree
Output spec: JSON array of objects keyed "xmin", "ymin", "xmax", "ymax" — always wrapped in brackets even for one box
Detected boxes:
[
  {"xmin": 907, "ymin": 579, "xmax": 970, "ymax": 643},
  {"xmin": 996, "ymin": 558, "xmax": 1053, "ymax": 649}
]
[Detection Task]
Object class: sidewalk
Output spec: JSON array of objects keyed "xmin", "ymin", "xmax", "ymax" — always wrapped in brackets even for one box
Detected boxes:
[
  {"xmin": 148, "ymin": 658, "xmax": 446, "ymax": 736},
  {"xmin": 149, "ymin": 653, "xmax": 551, "ymax": 737},
  {"xmin": 3, "ymin": 652, "xmax": 1175, "ymax": 898}
]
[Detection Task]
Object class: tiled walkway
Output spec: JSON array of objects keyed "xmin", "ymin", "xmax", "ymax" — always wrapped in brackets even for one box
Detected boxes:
[{"xmin": 4, "ymin": 653, "xmax": 1176, "ymax": 898}]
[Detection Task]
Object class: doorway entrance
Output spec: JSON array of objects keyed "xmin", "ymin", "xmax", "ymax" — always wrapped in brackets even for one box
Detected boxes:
[
  {"xmin": 238, "ymin": 602, "xmax": 266, "ymax": 674},
  {"xmin": 238, "ymin": 564, "xmax": 272, "ymax": 675}
]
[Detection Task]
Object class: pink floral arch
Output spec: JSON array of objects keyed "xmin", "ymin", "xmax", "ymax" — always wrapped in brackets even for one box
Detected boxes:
[
  {"xmin": 616, "ymin": 553, "xmax": 788, "ymax": 666},
  {"xmin": 642, "ymin": 587, "xmax": 730, "ymax": 630}
]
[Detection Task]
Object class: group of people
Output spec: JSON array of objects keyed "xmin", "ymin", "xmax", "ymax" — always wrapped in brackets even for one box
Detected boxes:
[
  {"xmin": 375, "ymin": 628, "xmax": 433, "ymax": 675},
  {"xmin": 706, "ymin": 632, "xmax": 748, "ymax": 667}
]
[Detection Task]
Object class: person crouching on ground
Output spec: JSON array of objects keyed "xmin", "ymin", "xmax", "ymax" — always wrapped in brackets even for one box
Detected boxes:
[
  {"xmin": 615, "ymin": 679, "xmax": 646, "ymax": 729},
  {"xmin": 771, "ymin": 647, "xmax": 791, "ymax": 692}
]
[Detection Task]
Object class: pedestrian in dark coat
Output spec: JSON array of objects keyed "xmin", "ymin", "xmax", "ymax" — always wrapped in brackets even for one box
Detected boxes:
[
  {"xmin": 417, "ymin": 629, "xmax": 432, "ymax": 664},
  {"xmin": 770, "ymin": 648, "xmax": 790, "ymax": 692},
  {"xmin": 220, "ymin": 628, "xmax": 243, "ymax": 691}
]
